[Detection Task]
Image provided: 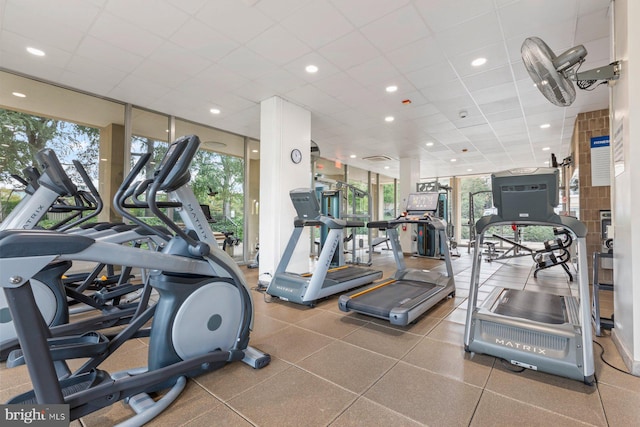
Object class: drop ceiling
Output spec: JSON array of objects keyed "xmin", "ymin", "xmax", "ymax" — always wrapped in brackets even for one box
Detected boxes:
[{"xmin": 0, "ymin": 0, "xmax": 612, "ymax": 179}]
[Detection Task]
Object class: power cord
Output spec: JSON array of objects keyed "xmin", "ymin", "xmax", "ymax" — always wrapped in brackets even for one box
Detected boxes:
[{"xmin": 593, "ymin": 340, "xmax": 633, "ymax": 376}]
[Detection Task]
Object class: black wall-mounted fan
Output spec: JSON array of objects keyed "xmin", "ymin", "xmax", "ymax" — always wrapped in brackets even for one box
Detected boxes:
[{"xmin": 521, "ymin": 37, "xmax": 620, "ymax": 107}]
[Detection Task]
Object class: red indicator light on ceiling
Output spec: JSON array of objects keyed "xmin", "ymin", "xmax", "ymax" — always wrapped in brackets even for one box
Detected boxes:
[{"xmin": 402, "ymin": 99, "xmax": 412, "ymax": 104}]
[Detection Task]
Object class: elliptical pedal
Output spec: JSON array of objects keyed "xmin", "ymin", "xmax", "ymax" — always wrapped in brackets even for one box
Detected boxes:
[{"xmin": 7, "ymin": 370, "xmax": 111, "ymax": 404}]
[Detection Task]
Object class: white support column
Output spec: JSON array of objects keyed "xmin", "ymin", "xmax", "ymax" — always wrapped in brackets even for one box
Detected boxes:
[
  {"xmin": 611, "ymin": 0, "xmax": 640, "ymax": 375},
  {"xmin": 398, "ymin": 157, "xmax": 420, "ymax": 254},
  {"xmin": 259, "ymin": 96, "xmax": 312, "ymax": 280}
]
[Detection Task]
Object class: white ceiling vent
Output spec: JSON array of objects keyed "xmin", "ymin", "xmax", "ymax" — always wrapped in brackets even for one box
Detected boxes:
[{"xmin": 362, "ymin": 155, "xmax": 393, "ymax": 162}]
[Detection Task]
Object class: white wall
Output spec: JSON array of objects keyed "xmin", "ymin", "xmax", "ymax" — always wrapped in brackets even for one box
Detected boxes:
[{"xmin": 611, "ymin": 0, "xmax": 640, "ymax": 374}]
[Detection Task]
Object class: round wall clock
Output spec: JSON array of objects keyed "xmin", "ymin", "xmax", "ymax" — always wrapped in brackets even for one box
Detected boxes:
[{"xmin": 290, "ymin": 148, "xmax": 302, "ymax": 164}]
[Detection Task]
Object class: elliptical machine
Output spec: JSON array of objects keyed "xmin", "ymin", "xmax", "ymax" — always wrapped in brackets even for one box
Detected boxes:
[{"xmin": 1, "ymin": 135, "xmax": 269, "ymax": 424}]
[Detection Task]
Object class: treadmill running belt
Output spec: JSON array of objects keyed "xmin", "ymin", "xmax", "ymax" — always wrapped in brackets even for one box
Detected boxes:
[
  {"xmin": 347, "ymin": 280, "xmax": 437, "ymax": 319},
  {"xmin": 325, "ymin": 266, "xmax": 380, "ymax": 282},
  {"xmin": 493, "ymin": 289, "xmax": 567, "ymax": 324}
]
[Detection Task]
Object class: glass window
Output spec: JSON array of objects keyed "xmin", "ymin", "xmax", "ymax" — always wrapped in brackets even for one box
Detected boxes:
[{"xmin": 0, "ymin": 71, "xmax": 124, "ymax": 224}]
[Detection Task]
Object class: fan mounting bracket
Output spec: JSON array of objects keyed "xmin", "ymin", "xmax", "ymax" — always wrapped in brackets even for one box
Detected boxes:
[{"xmin": 570, "ymin": 61, "xmax": 621, "ymax": 82}]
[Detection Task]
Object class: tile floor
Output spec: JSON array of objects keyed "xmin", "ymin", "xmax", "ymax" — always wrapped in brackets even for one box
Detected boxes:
[{"xmin": 1, "ymin": 249, "xmax": 639, "ymax": 426}]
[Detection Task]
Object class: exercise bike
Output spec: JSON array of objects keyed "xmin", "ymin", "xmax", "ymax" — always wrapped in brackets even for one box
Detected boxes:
[{"xmin": 1, "ymin": 135, "xmax": 270, "ymax": 424}]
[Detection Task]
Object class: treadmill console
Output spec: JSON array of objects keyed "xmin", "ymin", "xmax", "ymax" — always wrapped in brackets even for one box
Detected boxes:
[
  {"xmin": 405, "ymin": 192, "xmax": 439, "ymax": 217},
  {"xmin": 492, "ymin": 167, "xmax": 559, "ymax": 221},
  {"xmin": 290, "ymin": 188, "xmax": 321, "ymax": 220}
]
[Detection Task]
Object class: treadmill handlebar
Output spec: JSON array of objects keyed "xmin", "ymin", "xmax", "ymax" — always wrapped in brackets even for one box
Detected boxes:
[
  {"xmin": 367, "ymin": 215, "xmax": 446, "ymax": 230},
  {"xmin": 294, "ymin": 215, "xmax": 346, "ymax": 229},
  {"xmin": 476, "ymin": 214, "xmax": 587, "ymax": 238}
]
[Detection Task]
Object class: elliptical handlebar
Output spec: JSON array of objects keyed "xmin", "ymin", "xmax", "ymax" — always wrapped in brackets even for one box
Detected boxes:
[
  {"xmin": 35, "ymin": 149, "xmax": 77, "ymax": 197},
  {"xmin": 147, "ymin": 135, "xmax": 206, "ymax": 254},
  {"xmin": 56, "ymin": 160, "xmax": 104, "ymax": 232}
]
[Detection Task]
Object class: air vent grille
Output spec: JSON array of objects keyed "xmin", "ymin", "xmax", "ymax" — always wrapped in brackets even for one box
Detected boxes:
[{"xmin": 362, "ymin": 155, "xmax": 393, "ymax": 162}]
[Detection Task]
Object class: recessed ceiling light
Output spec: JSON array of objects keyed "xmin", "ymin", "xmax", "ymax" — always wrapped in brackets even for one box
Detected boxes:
[
  {"xmin": 540, "ymin": 123, "xmax": 550, "ymax": 129},
  {"xmin": 544, "ymin": 160, "xmax": 550, "ymax": 165},
  {"xmin": 467, "ymin": 168, "xmax": 473, "ymax": 172},
  {"xmin": 100, "ymin": 158, "xmax": 108, "ymax": 162},
  {"xmin": 12, "ymin": 92, "xmax": 26, "ymax": 98},
  {"xmin": 305, "ymin": 64, "xmax": 318, "ymax": 73},
  {"xmin": 384, "ymin": 166, "xmax": 390, "ymax": 169},
  {"xmin": 450, "ymin": 158, "xmax": 457, "ymax": 162},
  {"xmin": 210, "ymin": 108, "xmax": 221, "ymax": 114},
  {"xmin": 26, "ymin": 47, "xmax": 45, "ymax": 56},
  {"xmin": 384, "ymin": 116, "xmax": 394, "ymax": 122},
  {"xmin": 542, "ymin": 147, "xmax": 551, "ymax": 151},
  {"xmin": 471, "ymin": 57, "xmax": 487, "ymax": 67},
  {"xmin": 385, "ymin": 85, "xmax": 398, "ymax": 93},
  {"xmin": 252, "ymin": 149, "xmax": 259, "ymax": 153},
  {"xmin": 350, "ymin": 154, "xmax": 357, "ymax": 158},
  {"xmin": 425, "ymin": 142, "xmax": 434, "ymax": 147}
]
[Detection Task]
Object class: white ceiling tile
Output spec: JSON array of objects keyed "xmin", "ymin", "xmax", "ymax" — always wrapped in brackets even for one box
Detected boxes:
[
  {"xmin": 0, "ymin": 30, "xmax": 72, "ymax": 74},
  {"xmin": 485, "ymin": 108, "xmax": 524, "ymax": 122},
  {"xmin": 414, "ymin": 0, "xmax": 495, "ymax": 33},
  {"xmin": 75, "ymin": 36, "xmax": 145, "ymax": 74},
  {"xmin": 90, "ymin": 12, "xmax": 165, "ymax": 57},
  {"xmin": 253, "ymin": 69, "xmax": 307, "ymax": 94},
  {"xmin": 147, "ymin": 42, "xmax": 212, "ymax": 77},
  {"xmin": 317, "ymin": 30, "xmax": 379, "ymax": 70},
  {"xmin": 196, "ymin": 0, "xmax": 275, "ymax": 44},
  {"xmin": 108, "ymin": 74, "xmax": 171, "ymax": 107},
  {"xmin": 406, "ymin": 62, "xmax": 458, "ymax": 91},
  {"xmin": 498, "ymin": 0, "xmax": 578, "ymax": 39},
  {"xmin": 385, "ymin": 36, "xmax": 447, "ymax": 74},
  {"xmin": 346, "ymin": 57, "xmax": 399, "ymax": 87},
  {"xmin": 462, "ymin": 65, "xmax": 514, "ymax": 92},
  {"xmin": 581, "ymin": 37, "xmax": 611, "ymax": 63},
  {"xmin": 420, "ymin": 80, "xmax": 474, "ymax": 106},
  {"xmin": 471, "ymin": 82, "xmax": 519, "ymax": 105},
  {"xmin": 312, "ymin": 72, "xmax": 365, "ymax": 99},
  {"xmin": 105, "ymin": 0, "xmax": 190, "ymax": 38},
  {"xmin": 132, "ymin": 59, "xmax": 191, "ymax": 88},
  {"xmin": 255, "ymin": 0, "xmax": 314, "ymax": 22},
  {"xmin": 578, "ymin": 0, "xmax": 611, "ymax": 15},
  {"xmin": 330, "ymin": 0, "xmax": 410, "ymax": 27},
  {"xmin": 360, "ymin": 4, "xmax": 431, "ymax": 53},
  {"xmin": 434, "ymin": 12, "xmax": 503, "ymax": 57},
  {"xmin": 280, "ymin": 2, "xmax": 354, "ymax": 49},
  {"xmin": 449, "ymin": 42, "xmax": 510, "ymax": 78},
  {"xmin": 169, "ymin": 18, "xmax": 239, "ymax": 61},
  {"xmin": 218, "ymin": 47, "xmax": 279, "ymax": 80},
  {"xmin": 233, "ymin": 81, "xmax": 280, "ymax": 104},
  {"xmin": 246, "ymin": 25, "xmax": 311, "ymax": 66},
  {"xmin": 5, "ymin": 0, "xmax": 101, "ymax": 33},
  {"xmin": 576, "ymin": 8, "xmax": 610, "ymax": 43},
  {"xmin": 2, "ymin": 2, "xmax": 86, "ymax": 52},
  {"xmin": 166, "ymin": 0, "xmax": 208, "ymax": 15}
]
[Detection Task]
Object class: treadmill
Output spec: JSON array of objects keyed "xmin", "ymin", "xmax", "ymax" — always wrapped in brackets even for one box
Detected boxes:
[
  {"xmin": 266, "ymin": 189, "xmax": 382, "ymax": 306},
  {"xmin": 463, "ymin": 167, "xmax": 594, "ymax": 384},
  {"xmin": 338, "ymin": 192, "xmax": 456, "ymax": 326}
]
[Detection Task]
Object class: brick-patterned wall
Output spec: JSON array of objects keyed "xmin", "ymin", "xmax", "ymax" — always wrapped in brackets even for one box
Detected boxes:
[{"xmin": 572, "ymin": 109, "xmax": 612, "ymax": 283}]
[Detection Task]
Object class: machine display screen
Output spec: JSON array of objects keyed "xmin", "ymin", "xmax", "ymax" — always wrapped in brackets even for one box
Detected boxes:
[
  {"xmin": 158, "ymin": 142, "xmax": 179, "ymax": 171},
  {"xmin": 406, "ymin": 192, "xmax": 439, "ymax": 213}
]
